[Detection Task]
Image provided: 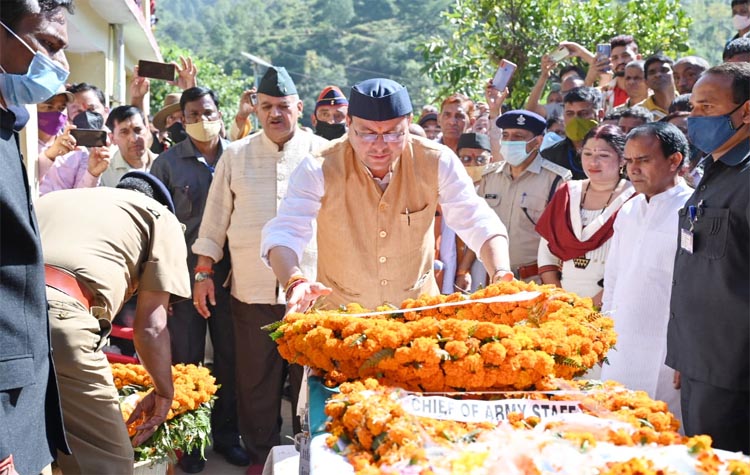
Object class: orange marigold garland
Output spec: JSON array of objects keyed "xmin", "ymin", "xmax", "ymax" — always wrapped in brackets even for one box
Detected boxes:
[
  {"xmin": 113, "ymin": 363, "xmax": 218, "ymax": 462},
  {"xmin": 272, "ymin": 281, "xmax": 616, "ymax": 391},
  {"xmin": 323, "ymin": 379, "xmax": 750, "ymax": 475}
]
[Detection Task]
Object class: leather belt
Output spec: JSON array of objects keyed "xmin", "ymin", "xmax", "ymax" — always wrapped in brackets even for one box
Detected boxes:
[
  {"xmin": 514, "ymin": 262, "xmax": 539, "ymax": 280},
  {"xmin": 44, "ymin": 264, "xmax": 95, "ymax": 310}
]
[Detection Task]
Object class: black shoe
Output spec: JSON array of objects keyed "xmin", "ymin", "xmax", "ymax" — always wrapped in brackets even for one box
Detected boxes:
[
  {"xmin": 179, "ymin": 449, "xmax": 206, "ymax": 474},
  {"xmin": 214, "ymin": 443, "xmax": 251, "ymax": 466}
]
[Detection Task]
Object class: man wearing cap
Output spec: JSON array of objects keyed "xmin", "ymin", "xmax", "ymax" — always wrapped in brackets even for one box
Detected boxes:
[
  {"xmin": 192, "ymin": 66, "xmax": 325, "ymax": 472},
  {"xmin": 311, "ymin": 85, "xmax": 349, "ymax": 140},
  {"xmin": 479, "ymin": 110, "xmax": 572, "ymax": 282},
  {"xmin": 437, "ymin": 132, "xmax": 494, "ymax": 293},
  {"xmin": 418, "ymin": 111, "xmax": 441, "ymax": 140},
  {"xmin": 261, "ymin": 77, "xmax": 511, "ymax": 313},
  {"xmin": 150, "ymin": 86, "xmax": 248, "ymax": 470},
  {"xmin": 37, "ymin": 173, "xmax": 191, "ymax": 474},
  {"xmin": 152, "ymin": 92, "xmax": 187, "ymax": 149}
]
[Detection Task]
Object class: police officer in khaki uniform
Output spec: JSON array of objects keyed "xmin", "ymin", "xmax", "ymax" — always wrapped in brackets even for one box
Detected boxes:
[
  {"xmin": 36, "ymin": 172, "xmax": 191, "ymax": 475},
  {"xmin": 479, "ymin": 110, "xmax": 572, "ymax": 282}
]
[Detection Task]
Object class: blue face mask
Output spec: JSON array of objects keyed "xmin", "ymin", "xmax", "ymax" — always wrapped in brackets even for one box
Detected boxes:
[
  {"xmin": 0, "ymin": 21, "xmax": 69, "ymax": 107},
  {"xmin": 687, "ymin": 101, "xmax": 746, "ymax": 154}
]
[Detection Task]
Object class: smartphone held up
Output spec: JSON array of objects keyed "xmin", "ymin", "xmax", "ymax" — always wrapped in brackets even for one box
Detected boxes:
[
  {"xmin": 137, "ymin": 60, "xmax": 176, "ymax": 81},
  {"xmin": 549, "ymin": 47, "xmax": 570, "ymax": 63},
  {"xmin": 492, "ymin": 59, "xmax": 517, "ymax": 92}
]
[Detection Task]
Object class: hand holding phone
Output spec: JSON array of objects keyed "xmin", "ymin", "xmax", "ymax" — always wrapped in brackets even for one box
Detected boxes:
[
  {"xmin": 492, "ymin": 59, "xmax": 518, "ymax": 92},
  {"xmin": 549, "ymin": 47, "xmax": 570, "ymax": 63},
  {"xmin": 595, "ymin": 44, "xmax": 613, "ymax": 73},
  {"xmin": 70, "ymin": 129, "xmax": 108, "ymax": 148},
  {"xmin": 137, "ymin": 60, "xmax": 176, "ymax": 81}
]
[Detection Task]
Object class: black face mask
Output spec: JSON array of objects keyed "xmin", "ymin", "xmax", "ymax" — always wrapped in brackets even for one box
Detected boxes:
[
  {"xmin": 166, "ymin": 121, "xmax": 187, "ymax": 144},
  {"xmin": 315, "ymin": 121, "xmax": 346, "ymax": 140},
  {"xmin": 73, "ymin": 110, "xmax": 104, "ymax": 130}
]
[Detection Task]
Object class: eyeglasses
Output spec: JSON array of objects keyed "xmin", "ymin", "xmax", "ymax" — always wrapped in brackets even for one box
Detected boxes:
[
  {"xmin": 353, "ymin": 129, "xmax": 405, "ymax": 143},
  {"xmin": 460, "ymin": 155, "xmax": 489, "ymax": 165}
]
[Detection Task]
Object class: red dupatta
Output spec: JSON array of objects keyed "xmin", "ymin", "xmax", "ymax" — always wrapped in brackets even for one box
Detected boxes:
[{"xmin": 535, "ymin": 182, "xmax": 632, "ymax": 261}]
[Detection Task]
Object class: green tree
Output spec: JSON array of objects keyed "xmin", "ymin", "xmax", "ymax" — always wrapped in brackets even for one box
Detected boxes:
[{"xmin": 421, "ymin": 0, "xmax": 692, "ymax": 108}]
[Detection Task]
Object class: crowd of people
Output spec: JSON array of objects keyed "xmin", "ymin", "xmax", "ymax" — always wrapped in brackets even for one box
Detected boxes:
[{"xmin": 1, "ymin": 1, "xmax": 749, "ymax": 475}]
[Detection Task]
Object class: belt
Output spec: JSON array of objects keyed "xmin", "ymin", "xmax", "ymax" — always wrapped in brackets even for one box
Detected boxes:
[
  {"xmin": 44, "ymin": 264, "xmax": 95, "ymax": 309},
  {"xmin": 514, "ymin": 262, "xmax": 539, "ymax": 280}
]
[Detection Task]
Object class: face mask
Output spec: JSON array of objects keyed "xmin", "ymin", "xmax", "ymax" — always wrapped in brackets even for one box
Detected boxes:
[
  {"xmin": 687, "ymin": 102, "xmax": 746, "ymax": 154},
  {"xmin": 166, "ymin": 121, "xmax": 187, "ymax": 144},
  {"xmin": 185, "ymin": 119, "xmax": 222, "ymax": 142},
  {"xmin": 500, "ymin": 139, "xmax": 535, "ymax": 166},
  {"xmin": 0, "ymin": 21, "xmax": 69, "ymax": 107},
  {"xmin": 37, "ymin": 110, "xmax": 67, "ymax": 136},
  {"xmin": 733, "ymin": 14, "xmax": 750, "ymax": 31},
  {"xmin": 544, "ymin": 102, "xmax": 563, "ymax": 118},
  {"xmin": 541, "ymin": 131, "xmax": 564, "ymax": 151},
  {"xmin": 465, "ymin": 165, "xmax": 485, "ymax": 183},
  {"xmin": 315, "ymin": 121, "xmax": 347, "ymax": 140},
  {"xmin": 565, "ymin": 117, "xmax": 599, "ymax": 142},
  {"xmin": 73, "ymin": 110, "xmax": 104, "ymax": 130}
]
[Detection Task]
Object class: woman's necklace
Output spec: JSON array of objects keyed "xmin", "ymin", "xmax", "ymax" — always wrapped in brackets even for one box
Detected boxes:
[{"xmin": 582, "ymin": 179, "xmax": 621, "ymax": 211}]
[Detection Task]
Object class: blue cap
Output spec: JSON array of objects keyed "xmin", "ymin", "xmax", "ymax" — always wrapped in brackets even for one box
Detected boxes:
[
  {"xmin": 118, "ymin": 171, "xmax": 176, "ymax": 214},
  {"xmin": 495, "ymin": 110, "xmax": 546, "ymax": 136},
  {"xmin": 348, "ymin": 78, "xmax": 412, "ymax": 121}
]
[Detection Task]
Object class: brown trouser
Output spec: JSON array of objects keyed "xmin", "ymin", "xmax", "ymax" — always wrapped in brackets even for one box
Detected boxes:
[
  {"xmin": 47, "ymin": 287, "xmax": 133, "ymax": 475},
  {"xmin": 231, "ymin": 300, "xmax": 303, "ymax": 465}
]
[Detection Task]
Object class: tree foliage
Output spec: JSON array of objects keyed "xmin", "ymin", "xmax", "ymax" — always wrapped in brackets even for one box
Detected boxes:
[
  {"xmin": 153, "ymin": 0, "xmax": 453, "ymax": 124},
  {"xmin": 421, "ymin": 0, "xmax": 692, "ymax": 108}
]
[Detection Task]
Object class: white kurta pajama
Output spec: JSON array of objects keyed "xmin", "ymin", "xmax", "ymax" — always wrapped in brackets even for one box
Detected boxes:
[{"xmin": 600, "ymin": 179, "xmax": 693, "ymax": 426}]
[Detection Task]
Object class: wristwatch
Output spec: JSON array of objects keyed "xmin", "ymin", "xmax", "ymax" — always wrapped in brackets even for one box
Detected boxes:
[{"xmin": 194, "ymin": 271, "xmax": 213, "ymax": 282}]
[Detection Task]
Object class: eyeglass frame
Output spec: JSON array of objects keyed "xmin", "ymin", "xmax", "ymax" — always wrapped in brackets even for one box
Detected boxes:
[{"xmin": 352, "ymin": 129, "xmax": 406, "ymax": 143}]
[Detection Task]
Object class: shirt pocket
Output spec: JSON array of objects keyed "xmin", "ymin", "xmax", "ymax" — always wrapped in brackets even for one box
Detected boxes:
[
  {"xmin": 693, "ymin": 208, "xmax": 729, "ymax": 260},
  {"xmin": 519, "ymin": 193, "xmax": 547, "ymax": 225},
  {"xmin": 173, "ymin": 185, "xmax": 193, "ymax": 220}
]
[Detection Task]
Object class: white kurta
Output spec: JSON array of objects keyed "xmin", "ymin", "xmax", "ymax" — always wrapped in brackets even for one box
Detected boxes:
[{"xmin": 601, "ymin": 180, "xmax": 693, "ymax": 424}]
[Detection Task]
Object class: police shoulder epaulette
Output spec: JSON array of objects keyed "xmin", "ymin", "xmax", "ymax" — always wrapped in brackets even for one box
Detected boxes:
[
  {"xmin": 482, "ymin": 161, "xmax": 502, "ymax": 176},
  {"xmin": 540, "ymin": 159, "xmax": 572, "ymax": 179}
]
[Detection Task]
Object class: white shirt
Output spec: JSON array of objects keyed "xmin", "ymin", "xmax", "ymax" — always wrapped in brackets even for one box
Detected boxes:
[
  {"xmin": 261, "ymin": 146, "xmax": 508, "ymax": 268},
  {"xmin": 601, "ymin": 179, "xmax": 692, "ymax": 422}
]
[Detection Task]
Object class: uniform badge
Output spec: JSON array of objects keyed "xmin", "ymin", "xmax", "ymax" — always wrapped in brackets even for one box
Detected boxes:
[{"xmin": 516, "ymin": 115, "xmax": 526, "ymax": 126}]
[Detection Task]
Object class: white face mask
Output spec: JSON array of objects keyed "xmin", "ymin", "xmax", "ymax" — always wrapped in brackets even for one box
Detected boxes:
[
  {"xmin": 185, "ymin": 119, "xmax": 222, "ymax": 142},
  {"xmin": 733, "ymin": 14, "xmax": 750, "ymax": 31},
  {"xmin": 500, "ymin": 139, "xmax": 535, "ymax": 166}
]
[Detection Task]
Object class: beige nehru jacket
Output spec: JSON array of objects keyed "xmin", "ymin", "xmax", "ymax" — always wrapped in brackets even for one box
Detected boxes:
[
  {"xmin": 36, "ymin": 188, "xmax": 191, "ymax": 321},
  {"xmin": 193, "ymin": 130, "xmax": 327, "ymax": 304},
  {"xmin": 315, "ymin": 137, "xmax": 442, "ymax": 308},
  {"xmin": 478, "ymin": 155, "xmax": 571, "ymax": 269}
]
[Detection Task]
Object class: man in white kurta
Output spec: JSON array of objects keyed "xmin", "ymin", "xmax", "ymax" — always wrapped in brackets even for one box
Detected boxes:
[
  {"xmin": 191, "ymin": 67, "xmax": 326, "ymax": 470},
  {"xmin": 601, "ymin": 122, "xmax": 693, "ymax": 425}
]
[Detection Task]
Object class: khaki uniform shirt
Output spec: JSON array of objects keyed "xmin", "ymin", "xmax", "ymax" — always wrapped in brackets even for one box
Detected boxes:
[
  {"xmin": 99, "ymin": 149, "xmax": 156, "ymax": 187},
  {"xmin": 37, "ymin": 188, "xmax": 191, "ymax": 321},
  {"xmin": 478, "ymin": 154, "xmax": 571, "ymax": 269},
  {"xmin": 193, "ymin": 129, "xmax": 327, "ymax": 304}
]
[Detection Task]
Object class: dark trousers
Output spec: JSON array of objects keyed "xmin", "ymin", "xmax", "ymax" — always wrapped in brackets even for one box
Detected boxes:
[
  {"xmin": 168, "ymin": 285, "xmax": 239, "ymax": 447},
  {"xmin": 681, "ymin": 375, "xmax": 750, "ymax": 454},
  {"xmin": 231, "ymin": 299, "xmax": 303, "ymax": 464}
]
